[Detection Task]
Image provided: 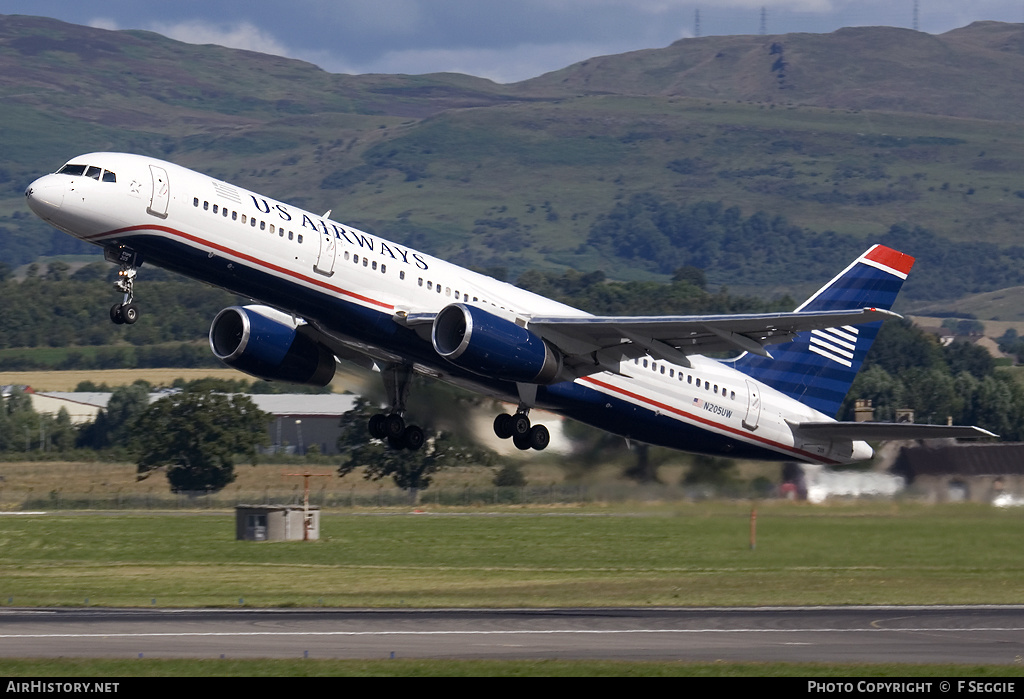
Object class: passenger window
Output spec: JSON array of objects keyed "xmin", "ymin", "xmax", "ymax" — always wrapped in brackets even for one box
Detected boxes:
[
  {"xmin": 372, "ymin": 261, "xmax": 377, "ymax": 270},
  {"xmin": 250, "ymin": 218, "xmax": 256, "ymax": 227},
  {"xmin": 381, "ymin": 264, "xmax": 386, "ymax": 274},
  {"xmin": 102, "ymin": 171, "xmax": 116, "ymax": 183},
  {"xmin": 232, "ymin": 211, "xmax": 237, "ymax": 221},
  {"xmin": 354, "ymin": 255, "xmax": 359, "ymax": 264},
  {"xmin": 427, "ymin": 281, "xmax": 433, "ymax": 290},
  {"xmin": 213, "ymin": 204, "xmax": 219, "ymax": 214},
  {"xmin": 643, "ymin": 359, "xmax": 648, "ymax": 368},
  {"xmin": 242, "ymin": 214, "xmax": 247, "ymax": 224},
  {"xmin": 223, "ymin": 208, "xmax": 228, "ymax": 217},
  {"xmin": 260, "ymin": 221, "xmax": 266, "ymax": 230},
  {"xmin": 297, "ymin": 234, "xmax": 302, "ymax": 243},
  {"xmin": 193, "ymin": 198, "xmax": 199, "ymax": 207},
  {"xmin": 204, "ymin": 201, "xmax": 209, "ymax": 211},
  {"xmin": 400, "ymin": 271, "xmax": 405, "ymax": 280}
]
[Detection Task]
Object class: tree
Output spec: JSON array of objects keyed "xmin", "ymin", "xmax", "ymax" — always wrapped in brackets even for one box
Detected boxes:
[
  {"xmin": 77, "ymin": 382, "xmax": 150, "ymax": 450},
  {"xmin": 134, "ymin": 390, "xmax": 270, "ymax": 493},
  {"xmin": 337, "ymin": 396, "xmax": 499, "ymax": 501}
]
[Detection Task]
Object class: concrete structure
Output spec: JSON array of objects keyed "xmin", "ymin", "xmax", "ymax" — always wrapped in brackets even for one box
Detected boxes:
[
  {"xmin": 235, "ymin": 504, "xmax": 320, "ymax": 541},
  {"xmin": 892, "ymin": 442, "xmax": 1024, "ymax": 503},
  {"xmin": 29, "ymin": 391, "xmax": 358, "ymax": 455}
]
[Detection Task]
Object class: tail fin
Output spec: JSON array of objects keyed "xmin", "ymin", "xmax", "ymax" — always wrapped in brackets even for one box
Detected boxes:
[{"xmin": 729, "ymin": 245, "xmax": 914, "ymax": 418}]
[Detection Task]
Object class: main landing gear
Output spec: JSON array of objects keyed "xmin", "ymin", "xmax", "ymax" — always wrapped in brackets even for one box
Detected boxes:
[
  {"xmin": 493, "ymin": 409, "xmax": 550, "ymax": 451},
  {"xmin": 367, "ymin": 364, "xmax": 426, "ymax": 450},
  {"xmin": 105, "ymin": 246, "xmax": 142, "ymax": 325}
]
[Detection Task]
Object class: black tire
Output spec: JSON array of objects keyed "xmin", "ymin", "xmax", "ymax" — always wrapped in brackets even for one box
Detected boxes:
[
  {"xmin": 122, "ymin": 303, "xmax": 139, "ymax": 325},
  {"xmin": 528, "ymin": 424, "xmax": 550, "ymax": 451},
  {"xmin": 387, "ymin": 434, "xmax": 406, "ymax": 450},
  {"xmin": 109, "ymin": 303, "xmax": 124, "ymax": 325},
  {"xmin": 512, "ymin": 433, "xmax": 532, "ymax": 451},
  {"xmin": 368, "ymin": 413, "xmax": 387, "ymax": 439},
  {"xmin": 511, "ymin": 413, "xmax": 531, "ymax": 437},
  {"xmin": 404, "ymin": 425, "xmax": 425, "ymax": 451},
  {"xmin": 493, "ymin": 413, "xmax": 514, "ymax": 439},
  {"xmin": 384, "ymin": 413, "xmax": 406, "ymax": 439}
]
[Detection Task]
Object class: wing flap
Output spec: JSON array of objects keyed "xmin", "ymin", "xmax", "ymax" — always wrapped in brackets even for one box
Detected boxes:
[{"xmin": 789, "ymin": 421, "xmax": 997, "ymax": 441}]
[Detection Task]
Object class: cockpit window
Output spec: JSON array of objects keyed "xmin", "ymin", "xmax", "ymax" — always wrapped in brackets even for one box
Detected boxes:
[
  {"xmin": 57, "ymin": 164, "xmax": 88, "ymax": 176},
  {"xmin": 56, "ymin": 163, "xmax": 117, "ymax": 182}
]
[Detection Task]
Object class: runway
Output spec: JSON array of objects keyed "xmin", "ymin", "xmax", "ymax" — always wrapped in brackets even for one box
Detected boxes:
[{"xmin": 0, "ymin": 606, "xmax": 1022, "ymax": 663}]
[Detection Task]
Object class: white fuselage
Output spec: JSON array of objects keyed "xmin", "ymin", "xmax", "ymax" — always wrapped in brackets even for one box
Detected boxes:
[{"xmin": 25, "ymin": 152, "xmax": 870, "ymax": 464}]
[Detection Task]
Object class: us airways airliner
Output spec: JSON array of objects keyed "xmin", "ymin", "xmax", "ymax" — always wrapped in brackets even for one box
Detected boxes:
[{"xmin": 24, "ymin": 153, "xmax": 993, "ymax": 461}]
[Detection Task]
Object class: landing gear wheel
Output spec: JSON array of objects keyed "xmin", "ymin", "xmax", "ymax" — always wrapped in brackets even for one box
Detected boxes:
[
  {"xmin": 511, "ymin": 413, "xmax": 531, "ymax": 437},
  {"xmin": 109, "ymin": 303, "xmax": 124, "ymax": 325},
  {"xmin": 512, "ymin": 432, "xmax": 533, "ymax": 451},
  {"xmin": 403, "ymin": 425, "xmax": 425, "ymax": 451},
  {"xmin": 121, "ymin": 303, "xmax": 139, "ymax": 325},
  {"xmin": 493, "ymin": 413, "xmax": 514, "ymax": 440},
  {"xmin": 384, "ymin": 413, "xmax": 406, "ymax": 440},
  {"xmin": 368, "ymin": 413, "xmax": 387, "ymax": 439},
  {"xmin": 528, "ymin": 424, "xmax": 550, "ymax": 451}
]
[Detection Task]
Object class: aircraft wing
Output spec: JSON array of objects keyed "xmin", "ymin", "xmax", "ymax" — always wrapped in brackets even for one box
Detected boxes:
[
  {"xmin": 789, "ymin": 421, "xmax": 997, "ymax": 441},
  {"xmin": 525, "ymin": 307, "xmax": 900, "ymax": 370}
]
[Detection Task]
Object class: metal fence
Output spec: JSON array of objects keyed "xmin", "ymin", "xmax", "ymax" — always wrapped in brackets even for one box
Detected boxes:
[{"xmin": 4, "ymin": 481, "xmax": 778, "ymax": 511}]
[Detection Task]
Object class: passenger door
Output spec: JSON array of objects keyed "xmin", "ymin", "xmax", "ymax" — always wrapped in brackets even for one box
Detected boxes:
[{"xmin": 146, "ymin": 164, "xmax": 169, "ymax": 218}]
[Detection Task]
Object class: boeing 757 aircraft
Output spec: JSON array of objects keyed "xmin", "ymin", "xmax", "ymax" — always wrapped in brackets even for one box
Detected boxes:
[{"xmin": 24, "ymin": 153, "xmax": 993, "ymax": 462}]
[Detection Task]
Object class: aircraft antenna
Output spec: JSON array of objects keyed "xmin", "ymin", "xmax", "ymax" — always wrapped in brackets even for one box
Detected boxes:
[
  {"xmin": 694, "ymin": 8, "xmax": 701, "ymax": 38},
  {"xmin": 760, "ymin": 6, "xmax": 767, "ymax": 35},
  {"xmin": 913, "ymin": 0, "xmax": 919, "ymax": 31}
]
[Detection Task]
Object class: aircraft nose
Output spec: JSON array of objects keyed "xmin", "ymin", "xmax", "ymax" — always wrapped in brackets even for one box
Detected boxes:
[{"xmin": 25, "ymin": 174, "xmax": 65, "ymax": 217}]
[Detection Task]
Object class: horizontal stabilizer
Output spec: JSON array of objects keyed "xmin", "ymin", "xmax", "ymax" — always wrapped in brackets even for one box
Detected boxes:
[{"xmin": 789, "ymin": 421, "xmax": 997, "ymax": 441}]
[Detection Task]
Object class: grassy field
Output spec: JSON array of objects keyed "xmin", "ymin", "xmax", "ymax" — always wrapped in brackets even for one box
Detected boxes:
[
  {"xmin": 0, "ymin": 503, "xmax": 1021, "ymax": 609},
  {"xmin": 1, "ymin": 503, "xmax": 1021, "ymax": 675}
]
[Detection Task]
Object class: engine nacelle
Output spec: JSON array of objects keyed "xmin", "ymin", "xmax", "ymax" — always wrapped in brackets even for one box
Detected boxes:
[
  {"xmin": 432, "ymin": 303, "xmax": 562, "ymax": 384},
  {"xmin": 209, "ymin": 306, "xmax": 336, "ymax": 386}
]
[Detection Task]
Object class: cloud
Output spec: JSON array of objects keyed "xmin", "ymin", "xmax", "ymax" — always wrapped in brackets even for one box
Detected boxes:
[
  {"xmin": 145, "ymin": 20, "xmax": 293, "ymax": 56},
  {"xmin": 311, "ymin": 39, "xmax": 655, "ymax": 83}
]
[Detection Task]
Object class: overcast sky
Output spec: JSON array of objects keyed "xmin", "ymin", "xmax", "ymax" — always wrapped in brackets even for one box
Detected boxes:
[{"xmin": 3, "ymin": 1, "xmax": 1023, "ymax": 83}]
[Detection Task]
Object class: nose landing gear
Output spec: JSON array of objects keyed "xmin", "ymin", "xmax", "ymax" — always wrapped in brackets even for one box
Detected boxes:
[{"xmin": 105, "ymin": 246, "xmax": 142, "ymax": 325}]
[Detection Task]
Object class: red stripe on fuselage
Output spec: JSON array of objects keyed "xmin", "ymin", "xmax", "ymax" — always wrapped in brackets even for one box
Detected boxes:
[
  {"xmin": 84, "ymin": 224, "xmax": 395, "ymax": 311},
  {"xmin": 580, "ymin": 376, "xmax": 841, "ymax": 465}
]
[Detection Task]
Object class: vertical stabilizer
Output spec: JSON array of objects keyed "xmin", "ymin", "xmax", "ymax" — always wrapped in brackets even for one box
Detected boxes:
[{"xmin": 729, "ymin": 245, "xmax": 914, "ymax": 417}]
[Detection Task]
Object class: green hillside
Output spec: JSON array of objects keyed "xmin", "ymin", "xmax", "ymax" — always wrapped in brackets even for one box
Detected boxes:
[{"xmin": 4, "ymin": 15, "xmax": 1024, "ymax": 308}]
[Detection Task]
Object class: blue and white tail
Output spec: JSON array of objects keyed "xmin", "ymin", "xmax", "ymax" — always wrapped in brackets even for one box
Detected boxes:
[{"xmin": 729, "ymin": 245, "xmax": 914, "ymax": 418}]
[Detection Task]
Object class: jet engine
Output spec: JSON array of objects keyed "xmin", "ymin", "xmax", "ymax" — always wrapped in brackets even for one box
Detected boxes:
[
  {"xmin": 209, "ymin": 306, "xmax": 336, "ymax": 386},
  {"xmin": 431, "ymin": 303, "xmax": 561, "ymax": 384}
]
